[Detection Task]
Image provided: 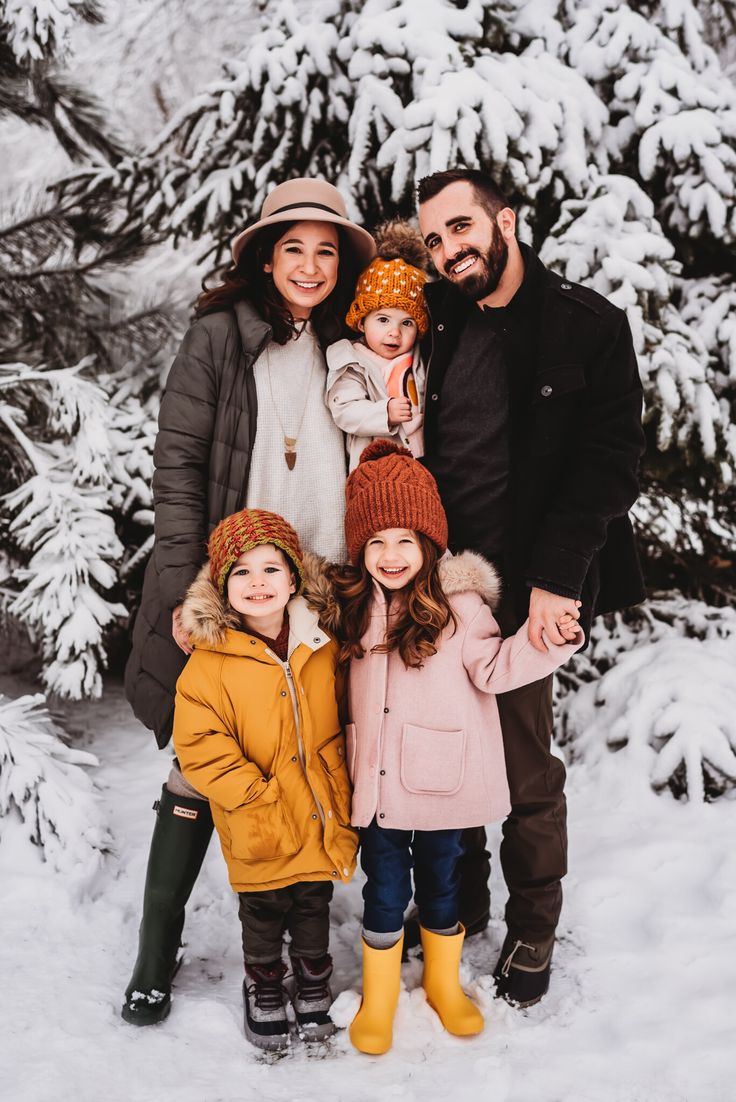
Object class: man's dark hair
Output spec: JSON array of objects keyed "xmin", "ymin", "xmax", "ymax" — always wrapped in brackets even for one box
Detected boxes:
[{"xmin": 416, "ymin": 169, "xmax": 509, "ymax": 219}]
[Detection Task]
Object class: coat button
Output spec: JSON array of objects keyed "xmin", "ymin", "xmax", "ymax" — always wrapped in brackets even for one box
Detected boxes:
[
  {"xmin": 437, "ymin": 323, "xmax": 444, "ymax": 331},
  {"xmin": 561, "ymin": 282, "xmax": 572, "ymax": 290},
  {"xmin": 250, "ymin": 640, "xmax": 256, "ymax": 645},
  {"xmin": 327, "ymin": 810, "xmax": 333, "ymax": 818},
  {"xmin": 291, "ymin": 755, "xmax": 297, "ymax": 763},
  {"xmin": 343, "ymin": 866, "xmax": 350, "ymax": 876},
  {"xmin": 311, "ymin": 813, "xmax": 318, "ymax": 820},
  {"xmin": 383, "ymin": 707, "xmax": 389, "ymax": 713},
  {"xmin": 331, "ymin": 870, "xmax": 337, "ymax": 876},
  {"xmin": 379, "ymin": 812, "xmax": 386, "ymax": 819},
  {"xmin": 430, "ymin": 393, "xmax": 439, "ymax": 401},
  {"xmin": 313, "ymin": 637, "xmax": 321, "ymax": 644},
  {"xmin": 280, "ymin": 690, "xmax": 287, "ymax": 697},
  {"xmin": 540, "ymin": 384, "xmax": 553, "ymax": 397},
  {"xmin": 380, "ymin": 769, "xmax": 386, "ymax": 776}
]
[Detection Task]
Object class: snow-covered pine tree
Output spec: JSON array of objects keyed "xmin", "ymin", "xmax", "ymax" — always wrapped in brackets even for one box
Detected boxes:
[
  {"xmin": 556, "ymin": 595, "xmax": 736, "ymax": 802},
  {"xmin": 0, "ymin": 356, "xmax": 162, "ymax": 698},
  {"xmin": 1, "ymin": 7, "xmax": 173, "ymax": 697},
  {"xmin": 0, "ymin": 0, "xmax": 125, "ymax": 162},
  {"xmin": 0, "ymin": 691, "xmax": 112, "ymax": 877}
]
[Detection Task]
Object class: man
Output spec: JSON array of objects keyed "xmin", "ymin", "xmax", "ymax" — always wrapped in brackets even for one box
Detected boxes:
[{"xmin": 416, "ymin": 169, "xmax": 645, "ymax": 1006}]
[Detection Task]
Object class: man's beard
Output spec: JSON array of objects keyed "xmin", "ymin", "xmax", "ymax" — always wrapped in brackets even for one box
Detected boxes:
[{"xmin": 445, "ymin": 229, "xmax": 509, "ymax": 300}]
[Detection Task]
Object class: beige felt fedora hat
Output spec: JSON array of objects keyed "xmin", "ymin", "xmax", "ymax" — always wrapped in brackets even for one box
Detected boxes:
[{"xmin": 231, "ymin": 178, "xmax": 376, "ymax": 266}]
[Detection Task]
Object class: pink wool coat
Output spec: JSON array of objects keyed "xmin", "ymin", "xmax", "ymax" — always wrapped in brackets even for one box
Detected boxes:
[{"xmin": 344, "ymin": 552, "xmax": 583, "ymax": 832}]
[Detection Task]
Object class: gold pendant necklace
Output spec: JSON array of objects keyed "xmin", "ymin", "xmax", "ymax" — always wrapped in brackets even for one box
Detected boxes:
[{"xmin": 265, "ymin": 323, "xmax": 316, "ymax": 470}]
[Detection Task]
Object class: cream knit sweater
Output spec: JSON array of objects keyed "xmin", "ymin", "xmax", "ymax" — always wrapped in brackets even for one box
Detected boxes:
[{"xmin": 246, "ymin": 324, "xmax": 348, "ymax": 563}]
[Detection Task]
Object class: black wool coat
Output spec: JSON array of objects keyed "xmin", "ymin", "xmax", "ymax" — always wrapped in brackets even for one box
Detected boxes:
[
  {"xmin": 125, "ymin": 300, "xmax": 271, "ymax": 747},
  {"xmin": 421, "ymin": 246, "xmax": 646, "ymax": 641}
]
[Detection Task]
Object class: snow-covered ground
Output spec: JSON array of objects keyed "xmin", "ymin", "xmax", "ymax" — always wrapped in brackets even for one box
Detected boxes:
[{"xmin": 1, "ymin": 680, "xmax": 733, "ymax": 1102}]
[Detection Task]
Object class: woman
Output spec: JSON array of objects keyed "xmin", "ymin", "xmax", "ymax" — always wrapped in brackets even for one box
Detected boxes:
[{"xmin": 122, "ymin": 178, "xmax": 374, "ymax": 1025}]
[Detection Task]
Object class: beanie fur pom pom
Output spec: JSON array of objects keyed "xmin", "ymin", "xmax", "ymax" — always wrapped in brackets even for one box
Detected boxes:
[
  {"xmin": 358, "ymin": 439, "xmax": 413, "ymax": 465},
  {"xmin": 373, "ymin": 220, "xmax": 429, "ymax": 271}
]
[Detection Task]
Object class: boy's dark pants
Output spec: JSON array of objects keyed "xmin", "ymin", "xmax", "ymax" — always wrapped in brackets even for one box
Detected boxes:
[
  {"xmin": 360, "ymin": 817, "xmax": 464, "ymax": 933},
  {"xmin": 458, "ymin": 596, "xmax": 566, "ymax": 947},
  {"xmin": 238, "ymin": 882, "xmax": 334, "ymax": 964}
]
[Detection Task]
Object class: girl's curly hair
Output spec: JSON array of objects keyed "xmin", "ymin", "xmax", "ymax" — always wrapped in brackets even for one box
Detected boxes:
[{"xmin": 330, "ymin": 532, "xmax": 455, "ymax": 669}]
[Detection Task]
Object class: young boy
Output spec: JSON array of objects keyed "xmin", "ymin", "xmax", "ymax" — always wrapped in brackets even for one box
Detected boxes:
[
  {"xmin": 172, "ymin": 508, "xmax": 356, "ymax": 1051},
  {"xmin": 326, "ymin": 221, "xmax": 429, "ymax": 470}
]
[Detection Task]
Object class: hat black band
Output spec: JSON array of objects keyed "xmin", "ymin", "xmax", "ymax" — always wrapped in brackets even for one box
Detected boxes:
[{"xmin": 269, "ymin": 200, "xmax": 342, "ymax": 217}]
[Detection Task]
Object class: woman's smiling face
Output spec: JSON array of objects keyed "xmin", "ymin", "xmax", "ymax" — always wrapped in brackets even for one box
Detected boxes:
[{"xmin": 263, "ymin": 220, "xmax": 339, "ymax": 318}]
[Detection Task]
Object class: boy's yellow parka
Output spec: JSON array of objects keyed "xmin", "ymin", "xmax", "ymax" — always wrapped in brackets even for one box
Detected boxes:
[{"xmin": 172, "ymin": 559, "xmax": 357, "ymax": 893}]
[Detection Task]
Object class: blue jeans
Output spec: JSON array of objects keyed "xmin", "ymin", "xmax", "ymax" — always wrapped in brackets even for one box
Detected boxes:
[{"xmin": 359, "ymin": 817, "xmax": 464, "ymax": 933}]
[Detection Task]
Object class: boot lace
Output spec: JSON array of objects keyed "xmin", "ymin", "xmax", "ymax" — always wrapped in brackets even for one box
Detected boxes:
[
  {"xmin": 247, "ymin": 961, "xmax": 288, "ymax": 1011},
  {"xmin": 500, "ymin": 939, "xmax": 536, "ymax": 977},
  {"xmin": 294, "ymin": 956, "xmax": 332, "ymax": 1002}
]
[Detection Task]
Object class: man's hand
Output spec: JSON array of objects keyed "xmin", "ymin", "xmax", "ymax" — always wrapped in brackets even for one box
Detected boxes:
[
  {"xmin": 387, "ymin": 397, "xmax": 412, "ymax": 426},
  {"xmin": 528, "ymin": 587, "xmax": 582, "ymax": 651},
  {"xmin": 172, "ymin": 604, "xmax": 193, "ymax": 655}
]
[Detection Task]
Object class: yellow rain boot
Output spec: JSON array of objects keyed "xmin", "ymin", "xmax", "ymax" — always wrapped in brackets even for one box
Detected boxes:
[
  {"xmin": 349, "ymin": 935, "xmax": 404, "ymax": 1054},
  {"xmin": 420, "ymin": 925, "xmax": 484, "ymax": 1036}
]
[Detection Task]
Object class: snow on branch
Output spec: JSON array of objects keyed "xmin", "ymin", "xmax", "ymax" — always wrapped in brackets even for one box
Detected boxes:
[
  {"xmin": 1, "ymin": 361, "xmax": 129, "ymax": 699},
  {"xmin": 512, "ymin": 0, "xmax": 736, "ymax": 245},
  {"xmin": 562, "ymin": 633, "xmax": 736, "ymax": 803},
  {"xmin": 372, "ymin": 50, "xmax": 608, "ymax": 206},
  {"xmin": 557, "ymin": 595, "xmax": 736, "ymax": 802},
  {"xmin": 1, "ymin": 0, "xmax": 97, "ymax": 63},
  {"xmin": 0, "ymin": 693, "xmax": 112, "ymax": 879}
]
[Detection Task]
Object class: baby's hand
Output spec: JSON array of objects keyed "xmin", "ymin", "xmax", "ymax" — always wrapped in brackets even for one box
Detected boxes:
[
  {"xmin": 556, "ymin": 612, "xmax": 581, "ymax": 642},
  {"xmin": 388, "ymin": 397, "xmax": 413, "ymax": 426}
]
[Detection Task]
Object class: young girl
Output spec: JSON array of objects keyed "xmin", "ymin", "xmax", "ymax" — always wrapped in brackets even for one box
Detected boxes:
[
  {"xmin": 328, "ymin": 441, "xmax": 583, "ymax": 1055},
  {"xmin": 326, "ymin": 222, "xmax": 429, "ymax": 469},
  {"xmin": 172, "ymin": 508, "xmax": 357, "ymax": 1052}
]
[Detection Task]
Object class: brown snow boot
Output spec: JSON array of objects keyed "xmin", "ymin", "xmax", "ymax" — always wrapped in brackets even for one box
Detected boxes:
[{"xmin": 493, "ymin": 933, "xmax": 555, "ymax": 1008}]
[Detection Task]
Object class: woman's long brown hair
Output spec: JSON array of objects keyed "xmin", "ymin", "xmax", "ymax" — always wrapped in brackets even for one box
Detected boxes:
[
  {"xmin": 195, "ymin": 222, "xmax": 362, "ymax": 346},
  {"xmin": 330, "ymin": 533, "xmax": 456, "ymax": 669}
]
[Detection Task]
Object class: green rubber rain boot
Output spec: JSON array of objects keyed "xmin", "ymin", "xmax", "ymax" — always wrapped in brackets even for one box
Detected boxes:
[{"xmin": 121, "ymin": 786, "xmax": 213, "ymax": 1025}]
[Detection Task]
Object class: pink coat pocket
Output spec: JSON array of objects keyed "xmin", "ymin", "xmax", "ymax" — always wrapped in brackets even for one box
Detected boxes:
[{"xmin": 400, "ymin": 724, "xmax": 466, "ymax": 795}]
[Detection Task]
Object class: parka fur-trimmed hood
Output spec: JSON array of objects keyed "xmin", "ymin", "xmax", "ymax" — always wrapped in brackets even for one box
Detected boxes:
[{"xmin": 300, "ymin": 548, "xmax": 503, "ymax": 637}]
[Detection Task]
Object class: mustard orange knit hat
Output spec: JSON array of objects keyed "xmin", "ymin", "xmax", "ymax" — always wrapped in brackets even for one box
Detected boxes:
[
  {"xmin": 207, "ymin": 508, "xmax": 305, "ymax": 595},
  {"xmin": 345, "ymin": 221, "xmax": 429, "ymax": 337},
  {"xmin": 344, "ymin": 440, "xmax": 448, "ymax": 564}
]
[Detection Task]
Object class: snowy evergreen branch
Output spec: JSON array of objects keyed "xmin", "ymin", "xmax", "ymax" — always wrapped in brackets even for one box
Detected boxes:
[
  {"xmin": 0, "ymin": 692, "xmax": 112, "ymax": 877},
  {"xmin": 0, "ymin": 358, "xmax": 160, "ymax": 698},
  {"xmin": 1, "ymin": 0, "xmax": 101, "ymax": 63},
  {"xmin": 0, "ymin": 0, "xmax": 125, "ymax": 163},
  {"xmin": 557, "ymin": 594, "xmax": 736, "ymax": 801}
]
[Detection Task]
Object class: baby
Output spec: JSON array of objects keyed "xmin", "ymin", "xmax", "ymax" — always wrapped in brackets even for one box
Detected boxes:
[{"xmin": 326, "ymin": 222, "xmax": 429, "ymax": 470}]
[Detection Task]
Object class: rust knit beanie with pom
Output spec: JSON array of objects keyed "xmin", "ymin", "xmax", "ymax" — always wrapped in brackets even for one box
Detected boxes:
[
  {"xmin": 207, "ymin": 508, "xmax": 305, "ymax": 595},
  {"xmin": 344, "ymin": 439, "xmax": 448, "ymax": 564}
]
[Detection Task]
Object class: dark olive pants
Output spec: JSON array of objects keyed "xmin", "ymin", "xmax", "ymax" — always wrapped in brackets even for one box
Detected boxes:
[
  {"xmin": 238, "ymin": 881, "xmax": 334, "ymax": 965},
  {"xmin": 458, "ymin": 601, "xmax": 567, "ymax": 944}
]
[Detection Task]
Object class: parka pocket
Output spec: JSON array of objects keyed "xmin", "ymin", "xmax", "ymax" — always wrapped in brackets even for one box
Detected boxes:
[
  {"xmin": 400, "ymin": 724, "xmax": 466, "ymax": 796},
  {"xmin": 317, "ymin": 732, "xmax": 353, "ymax": 826},
  {"xmin": 224, "ymin": 779, "xmax": 300, "ymax": 862}
]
